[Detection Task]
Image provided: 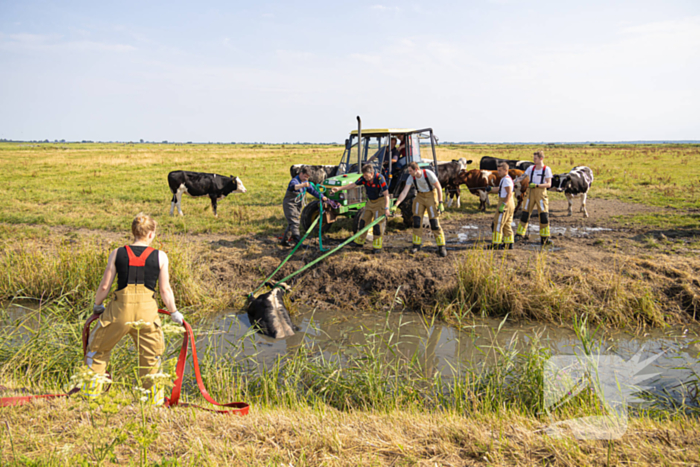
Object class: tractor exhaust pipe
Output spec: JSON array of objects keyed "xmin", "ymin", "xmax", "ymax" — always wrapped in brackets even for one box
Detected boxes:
[{"xmin": 356, "ymin": 116, "xmax": 362, "ymax": 174}]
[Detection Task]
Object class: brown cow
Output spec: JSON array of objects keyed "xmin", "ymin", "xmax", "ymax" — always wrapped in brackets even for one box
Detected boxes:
[
  {"xmin": 455, "ymin": 169, "xmax": 496, "ymax": 211},
  {"xmin": 455, "ymin": 169, "xmax": 530, "ymax": 212}
]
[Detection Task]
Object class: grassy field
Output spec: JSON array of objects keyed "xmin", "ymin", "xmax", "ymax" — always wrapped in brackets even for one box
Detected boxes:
[
  {"xmin": 1, "ymin": 142, "xmax": 698, "ymax": 235},
  {"xmin": 1, "ymin": 142, "xmax": 699, "ymax": 465}
]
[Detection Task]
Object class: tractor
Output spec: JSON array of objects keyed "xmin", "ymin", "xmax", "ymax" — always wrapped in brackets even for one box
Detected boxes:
[{"xmin": 300, "ymin": 118, "xmax": 439, "ymax": 234}]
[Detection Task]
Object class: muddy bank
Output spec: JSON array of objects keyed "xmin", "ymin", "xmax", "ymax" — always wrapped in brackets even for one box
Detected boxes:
[
  {"xmin": 2, "ymin": 198, "xmax": 698, "ymax": 325},
  {"xmin": 204, "ymin": 198, "xmax": 700, "ymax": 323}
]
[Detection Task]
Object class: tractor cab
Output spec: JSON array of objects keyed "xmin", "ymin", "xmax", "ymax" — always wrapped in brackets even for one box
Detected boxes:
[{"xmin": 300, "ymin": 126, "xmax": 439, "ymax": 232}]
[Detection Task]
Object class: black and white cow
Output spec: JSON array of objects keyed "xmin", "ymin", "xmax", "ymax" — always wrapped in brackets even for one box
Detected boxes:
[
  {"xmin": 247, "ymin": 283, "xmax": 296, "ymax": 339},
  {"xmin": 289, "ymin": 164, "xmax": 338, "ymax": 184},
  {"xmin": 550, "ymin": 166, "xmax": 594, "ymax": 218},
  {"xmin": 480, "ymin": 156, "xmax": 533, "ymax": 172},
  {"xmin": 436, "ymin": 158, "xmax": 472, "ymax": 208},
  {"xmin": 168, "ymin": 171, "xmax": 247, "ymax": 217}
]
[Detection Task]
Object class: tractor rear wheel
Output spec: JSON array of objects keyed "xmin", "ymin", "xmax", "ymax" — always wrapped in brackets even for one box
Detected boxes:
[{"xmin": 300, "ymin": 201, "xmax": 332, "ymax": 235}]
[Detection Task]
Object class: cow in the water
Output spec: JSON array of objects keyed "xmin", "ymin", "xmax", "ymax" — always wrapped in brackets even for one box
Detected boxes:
[
  {"xmin": 550, "ymin": 166, "xmax": 594, "ymax": 218},
  {"xmin": 247, "ymin": 283, "xmax": 296, "ymax": 339}
]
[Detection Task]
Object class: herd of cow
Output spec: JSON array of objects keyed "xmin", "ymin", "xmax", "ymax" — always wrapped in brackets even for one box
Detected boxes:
[
  {"xmin": 290, "ymin": 156, "xmax": 594, "ymax": 217},
  {"xmin": 165, "ymin": 156, "xmax": 594, "ymax": 220}
]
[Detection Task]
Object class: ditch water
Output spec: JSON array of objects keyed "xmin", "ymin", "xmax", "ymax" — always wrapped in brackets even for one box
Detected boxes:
[
  {"xmin": 2, "ymin": 303, "xmax": 699, "ymax": 408},
  {"xmin": 196, "ymin": 306, "xmax": 700, "ymax": 407}
]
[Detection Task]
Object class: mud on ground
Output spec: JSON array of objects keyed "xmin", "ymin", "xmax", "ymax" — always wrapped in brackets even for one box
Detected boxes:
[{"xmin": 202, "ymin": 198, "xmax": 700, "ymax": 324}]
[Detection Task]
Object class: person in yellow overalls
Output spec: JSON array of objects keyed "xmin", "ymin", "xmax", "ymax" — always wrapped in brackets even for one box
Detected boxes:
[
  {"xmin": 485, "ymin": 162, "xmax": 515, "ymax": 250},
  {"xmin": 82, "ymin": 213, "xmax": 183, "ymax": 405},
  {"xmin": 393, "ymin": 162, "xmax": 447, "ymax": 257},
  {"xmin": 331, "ymin": 164, "xmax": 390, "ymax": 255},
  {"xmin": 515, "ymin": 151, "xmax": 553, "ymax": 247}
]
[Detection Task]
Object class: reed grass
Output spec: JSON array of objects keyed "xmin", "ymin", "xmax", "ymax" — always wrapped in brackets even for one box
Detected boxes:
[
  {"xmin": 447, "ymin": 248, "xmax": 667, "ymax": 329},
  {"xmin": 0, "ymin": 231, "xmax": 233, "ymax": 317}
]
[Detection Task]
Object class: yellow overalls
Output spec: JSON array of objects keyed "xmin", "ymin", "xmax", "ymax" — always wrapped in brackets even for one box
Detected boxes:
[
  {"xmin": 515, "ymin": 166, "xmax": 551, "ymax": 239},
  {"xmin": 82, "ymin": 246, "xmax": 165, "ymax": 405},
  {"xmin": 411, "ymin": 170, "xmax": 446, "ymax": 248},
  {"xmin": 355, "ymin": 174, "xmax": 388, "ymax": 251},
  {"xmin": 492, "ymin": 176, "xmax": 515, "ymax": 246}
]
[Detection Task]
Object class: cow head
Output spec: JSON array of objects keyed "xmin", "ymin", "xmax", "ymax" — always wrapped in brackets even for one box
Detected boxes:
[
  {"xmin": 451, "ymin": 158, "xmax": 473, "ymax": 172},
  {"xmin": 551, "ymin": 174, "xmax": 570, "ymax": 192},
  {"xmin": 222, "ymin": 176, "xmax": 247, "ymax": 196}
]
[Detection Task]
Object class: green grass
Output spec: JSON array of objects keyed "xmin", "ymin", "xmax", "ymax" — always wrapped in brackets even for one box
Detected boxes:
[{"xmin": 1, "ymin": 142, "xmax": 698, "ymax": 235}]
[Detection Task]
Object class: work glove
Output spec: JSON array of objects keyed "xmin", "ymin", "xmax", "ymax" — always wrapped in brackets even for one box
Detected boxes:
[
  {"xmin": 498, "ymin": 203, "xmax": 505, "ymax": 213},
  {"xmin": 484, "ymin": 186, "xmax": 492, "ymax": 193},
  {"xmin": 529, "ymin": 182, "xmax": 537, "ymax": 189},
  {"xmin": 438, "ymin": 202, "xmax": 445, "ymax": 213},
  {"xmin": 93, "ymin": 304, "xmax": 105, "ymax": 315},
  {"xmin": 390, "ymin": 205, "xmax": 398, "ymax": 215},
  {"xmin": 170, "ymin": 311, "xmax": 184, "ymax": 325}
]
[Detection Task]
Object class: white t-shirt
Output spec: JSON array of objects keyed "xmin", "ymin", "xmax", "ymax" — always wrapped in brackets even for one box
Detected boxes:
[
  {"xmin": 406, "ymin": 169, "xmax": 439, "ymax": 193},
  {"xmin": 525, "ymin": 165, "xmax": 553, "ymax": 184},
  {"xmin": 499, "ymin": 175, "xmax": 514, "ymax": 198}
]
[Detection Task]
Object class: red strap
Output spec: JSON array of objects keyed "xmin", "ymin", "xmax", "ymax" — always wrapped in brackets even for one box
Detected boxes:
[
  {"xmin": 161, "ymin": 309, "xmax": 249, "ymax": 415},
  {"xmin": 1, "ymin": 311, "xmax": 250, "ymax": 415},
  {"xmin": 125, "ymin": 245, "xmax": 155, "ymax": 267}
]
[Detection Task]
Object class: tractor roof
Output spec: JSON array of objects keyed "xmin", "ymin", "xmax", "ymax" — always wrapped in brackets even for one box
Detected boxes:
[{"xmin": 350, "ymin": 128, "xmax": 416, "ymax": 136}]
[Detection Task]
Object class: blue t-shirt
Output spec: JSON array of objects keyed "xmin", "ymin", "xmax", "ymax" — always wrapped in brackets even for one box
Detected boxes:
[
  {"xmin": 356, "ymin": 173, "xmax": 388, "ymax": 200},
  {"xmin": 287, "ymin": 176, "xmax": 322, "ymax": 200}
]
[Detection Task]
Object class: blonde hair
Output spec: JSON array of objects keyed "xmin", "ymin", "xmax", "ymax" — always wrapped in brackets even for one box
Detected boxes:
[{"xmin": 132, "ymin": 212, "xmax": 157, "ymax": 240}]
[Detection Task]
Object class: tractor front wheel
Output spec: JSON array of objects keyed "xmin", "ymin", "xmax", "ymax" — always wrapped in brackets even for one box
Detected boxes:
[{"xmin": 300, "ymin": 201, "xmax": 332, "ymax": 235}]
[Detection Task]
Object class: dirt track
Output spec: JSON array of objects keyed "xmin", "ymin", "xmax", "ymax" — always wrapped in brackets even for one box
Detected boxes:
[{"xmin": 202, "ymin": 198, "xmax": 700, "ymax": 322}]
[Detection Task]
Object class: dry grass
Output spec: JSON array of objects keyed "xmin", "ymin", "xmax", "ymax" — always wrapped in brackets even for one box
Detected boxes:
[
  {"xmin": 0, "ymin": 225, "xmax": 235, "ymax": 316},
  {"xmin": 1, "ymin": 396, "xmax": 699, "ymax": 466},
  {"xmin": 446, "ymin": 248, "xmax": 668, "ymax": 330}
]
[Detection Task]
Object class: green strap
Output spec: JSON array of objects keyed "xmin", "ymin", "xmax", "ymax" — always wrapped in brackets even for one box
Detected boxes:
[
  {"xmin": 249, "ymin": 215, "xmax": 319, "ymax": 298},
  {"xmin": 272, "ymin": 215, "xmax": 386, "ymax": 289},
  {"xmin": 309, "ymin": 182, "xmax": 329, "ymax": 252}
]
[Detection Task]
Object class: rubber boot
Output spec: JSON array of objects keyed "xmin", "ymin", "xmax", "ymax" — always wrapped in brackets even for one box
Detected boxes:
[
  {"xmin": 349, "ymin": 241, "xmax": 364, "ymax": 249},
  {"xmin": 437, "ymin": 246, "xmax": 447, "ymax": 257},
  {"xmin": 540, "ymin": 237, "xmax": 553, "ymax": 247},
  {"xmin": 514, "ymin": 234, "xmax": 524, "ymax": 243},
  {"xmin": 372, "ymin": 248, "xmax": 382, "ymax": 255},
  {"xmin": 411, "ymin": 244, "xmax": 421, "ymax": 254},
  {"xmin": 280, "ymin": 232, "xmax": 292, "ymax": 247},
  {"xmin": 486, "ymin": 243, "xmax": 501, "ymax": 250},
  {"xmin": 503, "ymin": 243, "xmax": 513, "ymax": 250},
  {"xmin": 290, "ymin": 235, "xmax": 301, "ymax": 247}
]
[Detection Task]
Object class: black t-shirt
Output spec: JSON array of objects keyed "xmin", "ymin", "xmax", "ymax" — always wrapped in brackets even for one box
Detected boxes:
[
  {"xmin": 115, "ymin": 246, "xmax": 160, "ymax": 292},
  {"xmin": 356, "ymin": 174, "xmax": 388, "ymax": 200}
]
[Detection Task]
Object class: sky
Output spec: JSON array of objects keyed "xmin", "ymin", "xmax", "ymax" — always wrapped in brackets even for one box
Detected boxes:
[{"xmin": 0, "ymin": 0, "xmax": 698, "ymax": 143}]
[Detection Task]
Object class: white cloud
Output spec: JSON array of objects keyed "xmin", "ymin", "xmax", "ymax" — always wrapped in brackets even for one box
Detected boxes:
[
  {"xmin": 370, "ymin": 5, "xmax": 400, "ymax": 12},
  {"xmin": 0, "ymin": 33, "xmax": 135, "ymax": 53}
]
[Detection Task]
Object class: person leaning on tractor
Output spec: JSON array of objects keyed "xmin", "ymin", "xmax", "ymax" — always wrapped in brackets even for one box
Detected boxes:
[
  {"xmin": 281, "ymin": 167, "xmax": 328, "ymax": 247},
  {"xmin": 514, "ymin": 150, "xmax": 553, "ymax": 247},
  {"xmin": 392, "ymin": 162, "xmax": 447, "ymax": 257},
  {"xmin": 331, "ymin": 164, "xmax": 390, "ymax": 255},
  {"xmin": 484, "ymin": 162, "xmax": 515, "ymax": 250},
  {"xmin": 83, "ymin": 213, "xmax": 184, "ymax": 405}
]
